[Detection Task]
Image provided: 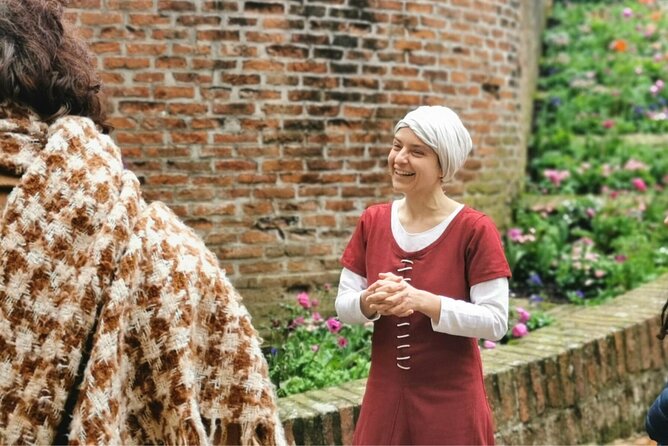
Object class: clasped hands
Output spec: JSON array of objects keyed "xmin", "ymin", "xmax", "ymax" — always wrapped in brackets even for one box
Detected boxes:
[{"xmin": 361, "ymin": 272, "xmax": 419, "ymax": 318}]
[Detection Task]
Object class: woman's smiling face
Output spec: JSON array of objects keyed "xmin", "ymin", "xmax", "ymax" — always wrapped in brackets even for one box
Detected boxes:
[{"xmin": 388, "ymin": 127, "xmax": 443, "ymax": 195}]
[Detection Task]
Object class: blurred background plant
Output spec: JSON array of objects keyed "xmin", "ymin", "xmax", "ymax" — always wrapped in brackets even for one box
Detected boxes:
[
  {"xmin": 510, "ymin": 0, "xmax": 668, "ymax": 305},
  {"xmin": 529, "ymin": 0, "xmax": 668, "ymax": 194}
]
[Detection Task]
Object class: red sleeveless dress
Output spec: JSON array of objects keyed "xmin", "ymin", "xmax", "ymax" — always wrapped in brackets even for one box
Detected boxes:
[{"xmin": 341, "ymin": 204, "xmax": 511, "ymax": 445}]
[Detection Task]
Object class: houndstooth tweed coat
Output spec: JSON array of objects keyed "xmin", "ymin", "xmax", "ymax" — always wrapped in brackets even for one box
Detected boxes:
[{"xmin": 0, "ymin": 103, "xmax": 285, "ymax": 445}]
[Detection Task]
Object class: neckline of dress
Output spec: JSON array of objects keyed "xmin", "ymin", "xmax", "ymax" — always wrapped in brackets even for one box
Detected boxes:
[
  {"xmin": 392, "ymin": 199, "xmax": 464, "ymax": 237},
  {"xmin": 389, "ymin": 202, "xmax": 468, "ymax": 259}
]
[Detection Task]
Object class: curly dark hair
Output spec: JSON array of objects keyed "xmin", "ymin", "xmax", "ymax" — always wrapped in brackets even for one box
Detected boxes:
[{"xmin": 0, "ymin": 0, "xmax": 111, "ymax": 132}]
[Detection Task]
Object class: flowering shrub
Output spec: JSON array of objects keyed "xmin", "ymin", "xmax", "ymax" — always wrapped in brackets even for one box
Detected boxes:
[
  {"xmin": 511, "ymin": 0, "xmax": 668, "ymax": 304},
  {"xmin": 529, "ymin": 0, "xmax": 668, "ymax": 193},
  {"xmin": 505, "ymin": 194, "xmax": 668, "ymax": 303},
  {"xmin": 481, "ymin": 306, "xmax": 554, "ymax": 349},
  {"xmin": 263, "ymin": 288, "xmax": 372, "ymax": 397}
]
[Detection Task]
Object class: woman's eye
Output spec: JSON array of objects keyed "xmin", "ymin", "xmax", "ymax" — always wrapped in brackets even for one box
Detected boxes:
[
  {"xmin": 412, "ymin": 150, "xmax": 423, "ymax": 156},
  {"xmin": 392, "ymin": 144, "xmax": 401, "ymax": 150}
]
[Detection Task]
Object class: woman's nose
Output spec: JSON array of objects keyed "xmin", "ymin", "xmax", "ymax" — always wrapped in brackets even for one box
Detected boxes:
[{"xmin": 394, "ymin": 147, "xmax": 408, "ymax": 163}]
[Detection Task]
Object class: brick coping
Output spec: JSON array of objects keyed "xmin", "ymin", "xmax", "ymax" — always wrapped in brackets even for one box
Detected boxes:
[{"xmin": 277, "ymin": 273, "xmax": 668, "ymax": 444}]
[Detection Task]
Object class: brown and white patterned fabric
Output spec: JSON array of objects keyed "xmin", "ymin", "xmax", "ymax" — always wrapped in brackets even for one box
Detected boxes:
[{"xmin": 0, "ymin": 103, "xmax": 284, "ymax": 445}]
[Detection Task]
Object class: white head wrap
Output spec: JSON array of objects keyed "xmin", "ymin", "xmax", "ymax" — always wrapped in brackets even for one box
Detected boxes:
[{"xmin": 394, "ymin": 106, "xmax": 472, "ymax": 183}]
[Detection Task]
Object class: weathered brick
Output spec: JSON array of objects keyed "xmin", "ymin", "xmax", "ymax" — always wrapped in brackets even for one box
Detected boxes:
[
  {"xmin": 80, "ymin": 12, "xmax": 123, "ymax": 25},
  {"xmin": 104, "ymin": 57, "xmax": 150, "ymax": 69},
  {"xmin": 254, "ymin": 187, "xmax": 296, "ymax": 199},
  {"xmin": 215, "ymin": 160, "xmax": 257, "ymax": 171}
]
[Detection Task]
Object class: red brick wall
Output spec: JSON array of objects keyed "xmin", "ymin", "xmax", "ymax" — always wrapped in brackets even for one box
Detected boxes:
[{"xmin": 66, "ymin": 0, "xmax": 535, "ymax": 313}]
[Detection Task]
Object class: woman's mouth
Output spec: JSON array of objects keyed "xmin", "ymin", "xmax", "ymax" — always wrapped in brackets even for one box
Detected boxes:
[{"xmin": 394, "ymin": 169, "xmax": 415, "ymax": 177}]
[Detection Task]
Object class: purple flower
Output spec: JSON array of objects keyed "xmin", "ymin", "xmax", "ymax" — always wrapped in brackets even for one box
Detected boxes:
[
  {"xmin": 517, "ymin": 307, "xmax": 531, "ymax": 324},
  {"xmin": 528, "ymin": 272, "xmax": 543, "ymax": 287},
  {"xmin": 270, "ymin": 347, "xmax": 278, "ymax": 356},
  {"xmin": 622, "ymin": 7, "xmax": 633, "ymax": 18},
  {"xmin": 614, "ymin": 254, "xmax": 627, "ymax": 263},
  {"xmin": 482, "ymin": 340, "xmax": 496, "ymax": 349},
  {"xmin": 512, "ymin": 323, "xmax": 529, "ymax": 338},
  {"xmin": 297, "ymin": 291, "xmax": 311, "ymax": 309},
  {"xmin": 575, "ymin": 290, "xmax": 585, "ymax": 299},
  {"xmin": 529, "ymin": 294, "xmax": 544, "ymax": 304},
  {"xmin": 326, "ymin": 317, "xmax": 342, "ymax": 334},
  {"xmin": 337, "ymin": 337, "xmax": 348, "ymax": 348}
]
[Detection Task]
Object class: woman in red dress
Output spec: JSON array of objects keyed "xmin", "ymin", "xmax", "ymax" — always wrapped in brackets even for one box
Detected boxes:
[{"xmin": 336, "ymin": 106, "xmax": 511, "ymax": 445}]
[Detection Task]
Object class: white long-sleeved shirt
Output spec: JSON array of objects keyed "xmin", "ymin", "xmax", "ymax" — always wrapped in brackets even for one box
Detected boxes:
[{"xmin": 335, "ymin": 200, "xmax": 509, "ymax": 341}]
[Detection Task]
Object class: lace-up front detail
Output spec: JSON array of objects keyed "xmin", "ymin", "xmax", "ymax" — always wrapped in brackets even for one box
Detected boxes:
[{"xmin": 395, "ymin": 258, "xmax": 414, "ymax": 370}]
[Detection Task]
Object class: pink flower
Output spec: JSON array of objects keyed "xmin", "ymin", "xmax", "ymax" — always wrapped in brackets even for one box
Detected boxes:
[
  {"xmin": 650, "ymin": 85, "xmax": 660, "ymax": 95},
  {"xmin": 656, "ymin": 80, "xmax": 665, "ymax": 89},
  {"xmin": 482, "ymin": 340, "xmax": 496, "ymax": 349},
  {"xmin": 622, "ymin": 7, "xmax": 633, "ymax": 18},
  {"xmin": 297, "ymin": 292, "xmax": 311, "ymax": 309},
  {"xmin": 543, "ymin": 169, "xmax": 570, "ymax": 187},
  {"xmin": 507, "ymin": 228, "xmax": 523, "ymax": 242},
  {"xmin": 635, "ymin": 66, "xmax": 643, "ymax": 75},
  {"xmin": 326, "ymin": 317, "xmax": 342, "ymax": 334},
  {"xmin": 586, "ymin": 208, "xmax": 596, "ymax": 218},
  {"xmin": 517, "ymin": 307, "xmax": 531, "ymax": 324},
  {"xmin": 602, "ymin": 119, "xmax": 615, "ymax": 129},
  {"xmin": 615, "ymin": 254, "xmax": 627, "ymax": 263},
  {"xmin": 624, "ymin": 159, "xmax": 647, "ymax": 171},
  {"xmin": 311, "ymin": 344, "xmax": 319, "ymax": 352},
  {"xmin": 594, "ymin": 269, "xmax": 606, "ymax": 278},
  {"xmin": 291, "ymin": 316, "xmax": 305, "ymax": 327},
  {"xmin": 323, "ymin": 283, "xmax": 332, "ymax": 291},
  {"xmin": 312, "ymin": 312, "xmax": 323, "ymax": 322},
  {"xmin": 512, "ymin": 323, "xmax": 529, "ymax": 338},
  {"xmin": 337, "ymin": 337, "xmax": 348, "ymax": 348},
  {"xmin": 310, "ymin": 298, "xmax": 320, "ymax": 308},
  {"xmin": 632, "ymin": 178, "xmax": 647, "ymax": 192}
]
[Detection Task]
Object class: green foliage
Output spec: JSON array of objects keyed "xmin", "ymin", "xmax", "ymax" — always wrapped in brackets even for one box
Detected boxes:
[{"xmin": 505, "ymin": 193, "xmax": 668, "ymax": 304}]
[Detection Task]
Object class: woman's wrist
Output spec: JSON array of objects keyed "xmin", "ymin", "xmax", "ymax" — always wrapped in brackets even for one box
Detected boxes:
[{"xmin": 415, "ymin": 289, "xmax": 441, "ymax": 321}]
